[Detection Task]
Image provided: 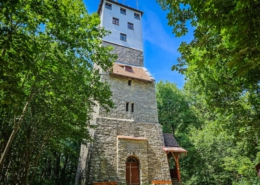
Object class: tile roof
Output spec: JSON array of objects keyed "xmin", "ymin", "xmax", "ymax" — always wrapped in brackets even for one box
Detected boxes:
[
  {"xmin": 110, "ymin": 63, "xmax": 153, "ymax": 82},
  {"xmin": 163, "ymin": 133, "xmax": 187, "ymax": 153},
  {"xmin": 163, "ymin": 133, "xmax": 180, "ymax": 147}
]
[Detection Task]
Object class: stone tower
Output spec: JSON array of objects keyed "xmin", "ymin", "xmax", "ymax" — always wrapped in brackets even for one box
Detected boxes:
[{"xmin": 77, "ymin": 0, "xmax": 174, "ymax": 184}]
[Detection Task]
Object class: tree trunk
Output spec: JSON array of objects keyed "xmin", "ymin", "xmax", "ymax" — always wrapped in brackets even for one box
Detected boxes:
[{"xmin": 0, "ymin": 91, "xmax": 35, "ymax": 170}]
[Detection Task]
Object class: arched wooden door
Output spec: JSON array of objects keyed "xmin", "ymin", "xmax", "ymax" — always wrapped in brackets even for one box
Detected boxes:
[{"xmin": 126, "ymin": 156, "xmax": 140, "ymax": 185}]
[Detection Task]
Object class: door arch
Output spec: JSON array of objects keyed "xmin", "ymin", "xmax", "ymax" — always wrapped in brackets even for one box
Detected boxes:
[{"xmin": 126, "ymin": 156, "xmax": 140, "ymax": 185}]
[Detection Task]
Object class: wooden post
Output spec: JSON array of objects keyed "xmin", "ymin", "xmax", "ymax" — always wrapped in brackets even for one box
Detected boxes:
[
  {"xmin": 171, "ymin": 152, "xmax": 181, "ymax": 182},
  {"xmin": 175, "ymin": 153, "xmax": 181, "ymax": 182}
]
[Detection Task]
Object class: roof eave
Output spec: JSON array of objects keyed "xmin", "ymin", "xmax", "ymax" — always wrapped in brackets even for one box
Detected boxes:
[
  {"xmin": 110, "ymin": 73, "xmax": 153, "ymax": 82},
  {"xmin": 97, "ymin": 0, "xmax": 104, "ymax": 15},
  {"xmin": 97, "ymin": 0, "xmax": 144, "ymax": 16}
]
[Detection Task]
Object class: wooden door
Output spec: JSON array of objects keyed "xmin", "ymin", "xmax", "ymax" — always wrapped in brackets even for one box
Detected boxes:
[{"xmin": 126, "ymin": 157, "xmax": 139, "ymax": 185}]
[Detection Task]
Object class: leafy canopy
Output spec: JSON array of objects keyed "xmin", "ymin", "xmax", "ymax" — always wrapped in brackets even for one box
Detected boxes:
[
  {"xmin": 155, "ymin": 1, "xmax": 260, "ymax": 182},
  {"xmin": 0, "ymin": 0, "xmax": 116, "ymax": 184},
  {"xmin": 157, "ymin": 0, "xmax": 260, "ymax": 88}
]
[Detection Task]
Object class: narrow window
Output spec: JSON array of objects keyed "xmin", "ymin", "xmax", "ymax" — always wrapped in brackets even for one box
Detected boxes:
[
  {"xmin": 131, "ymin": 103, "xmax": 134, "ymax": 112},
  {"xmin": 105, "ymin": 3, "xmax": 112, "ymax": 10},
  {"xmin": 113, "ymin": 17, "xmax": 119, "ymax": 25},
  {"xmin": 134, "ymin": 13, "xmax": 140, "ymax": 20},
  {"xmin": 120, "ymin": 33, "xmax": 127, "ymax": 41},
  {"xmin": 126, "ymin": 102, "xmax": 129, "ymax": 111},
  {"xmin": 128, "ymin": 22, "xmax": 134, "ymax": 30},
  {"xmin": 120, "ymin": 8, "xmax": 126, "ymax": 15},
  {"xmin": 128, "ymin": 80, "xmax": 132, "ymax": 86}
]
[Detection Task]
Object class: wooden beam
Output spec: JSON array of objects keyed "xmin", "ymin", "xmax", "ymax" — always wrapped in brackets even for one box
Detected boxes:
[
  {"xmin": 151, "ymin": 180, "xmax": 172, "ymax": 184},
  {"xmin": 171, "ymin": 152, "xmax": 177, "ymax": 162},
  {"xmin": 171, "ymin": 152, "xmax": 181, "ymax": 182}
]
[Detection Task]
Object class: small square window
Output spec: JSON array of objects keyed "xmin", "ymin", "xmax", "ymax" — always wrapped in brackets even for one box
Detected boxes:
[
  {"xmin": 105, "ymin": 3, "xmax": 112, "ymax": 10},
  {"xmin": 128, "ymin": 22, "xmax": 134, "ymax": 30},
  {"xmin": 113, "ymin": 17, "xmax": 119, "ymax": 25},
  {"xmin": 120, "ymin": 8, "xmax": 126, "ymax": 15},
  {"xmin": 134, "ymin": 13, "xmax": 140, "ymax": 20},
  {"xmin": 120, "ymin": 33, "xmax": 127, "ymax": 41}
]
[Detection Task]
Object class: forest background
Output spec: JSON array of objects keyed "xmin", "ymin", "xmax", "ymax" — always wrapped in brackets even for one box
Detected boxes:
[
  {"xmin": 0, "ymin": 0, "xmax": 260, "ymax": 185},
  {"xmin": 156, "ymin": 0, "xmax": 260, "ymax": 184}
]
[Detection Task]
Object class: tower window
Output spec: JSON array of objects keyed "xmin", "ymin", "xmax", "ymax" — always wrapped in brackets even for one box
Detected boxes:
[
  {"xmin": 125, "ymin": 66, "xmax": 133, "ymax": 72},
  {"xmin": 134, "ymin": 13, "xmax": 140, "ymax": 20},
  {"xmin": 120, "ymin": 33, "xmax": 127, "ymax": 41},
  {"xmin": 126, "ymin": 102, "xmax": 129, "ymax": 111},
  {"xmin": 113, "ymin": 17, "xmax": 119, "ymax": 25},
  {"xmin": 120, "ymin": 8, "xmax": 126, "ymax": 15},
  {"xmin": 128, "ymin": 80, "xmax": 132, "ymax": 86},
  {"xmin": 128, "ymin": 22, "xmax": 134, "ymax": 30},
  {"xmin": 131, "ymin": 103, "xmax": 134, "ymax": 112},
  {"xmin": 105, "ymin": 3, "xmax": 112, "ymax": 10}
]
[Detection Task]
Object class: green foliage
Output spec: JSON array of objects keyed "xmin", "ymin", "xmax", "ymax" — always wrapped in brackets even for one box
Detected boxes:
[
  {"xmin": 156, "ymin": 81, "xmax": 260, "ymax": 184},
  {"xmin": 156, "ymin": 1, "xmax": 260, "ymax": 184},
  {"xmin": 0, "ymin": 0, "xmax": 116, "ymax": 184},
  {"xmin": 156, "ymin": 0, "xmax": 260, "ymax": 105},
  {"xmin": 156, "ymin": 81, "xmax": 198, "ymax": 134}
]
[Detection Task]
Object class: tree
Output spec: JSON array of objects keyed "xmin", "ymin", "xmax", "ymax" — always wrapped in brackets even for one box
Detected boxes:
[
  {"xmin": 157, "ymin": 0, "xmax": 260, "ymax": 78},
  {"xmin": 156, "ymin": 0, "xmax": 260, "ymax": 107},
  {"xmin": 156, "ymin": 81, "xmax": 198, "ymax": 135},
  {"xmin": 185, "ymin": 89, "xmax": 260, "ymax": 185},
  {"xmin": 156, "ymin": 82, "xmax": 204, "ymax": 184},
  {"xmin": 0, "ymin": 0, "xmax": 116, "ymax": 184},
  {"xmin": 157, "ymin": 81, "xmax": 260, "ymax": 185},
  {"xmin": 156, "ymin": 1, "xmax": 260, "ymax": 183}
]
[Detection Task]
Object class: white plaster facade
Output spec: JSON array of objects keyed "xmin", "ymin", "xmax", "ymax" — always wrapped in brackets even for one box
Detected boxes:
[{"xmin": 100, "ymin": 0, "xmax": 143, "ymax": 51}]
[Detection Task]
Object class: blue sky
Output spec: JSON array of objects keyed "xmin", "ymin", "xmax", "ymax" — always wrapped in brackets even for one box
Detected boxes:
[{"xmin": 83, "ymin": 0, "xmax": 193, "ymax": 88}]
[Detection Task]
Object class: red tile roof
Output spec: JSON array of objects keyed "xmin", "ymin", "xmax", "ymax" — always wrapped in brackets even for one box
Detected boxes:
[{"xmin": 110, "ymin": 63, "xmax": 153, "ymax": 82}]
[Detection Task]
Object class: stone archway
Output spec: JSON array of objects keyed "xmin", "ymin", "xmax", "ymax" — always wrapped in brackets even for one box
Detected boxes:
[{"xmin": 126, "ymin": 156, "xmax": 140, "ymax": 185}]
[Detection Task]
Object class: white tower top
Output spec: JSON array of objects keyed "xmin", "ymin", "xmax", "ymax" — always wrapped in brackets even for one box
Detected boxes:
[{"xmin": 98, "ymin": 0, "xmax": 144, "ymax": 51}]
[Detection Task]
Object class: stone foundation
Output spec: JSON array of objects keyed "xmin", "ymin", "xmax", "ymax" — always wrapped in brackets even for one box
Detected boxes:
[{"xmin": 83, "ymin": 118, "xmax": 171, "ymax": 185}]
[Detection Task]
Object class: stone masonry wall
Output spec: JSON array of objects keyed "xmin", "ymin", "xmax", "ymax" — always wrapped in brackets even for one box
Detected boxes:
[
  {"xmin": 99, "ymin": 74, "xmax": 158, "ymax": 123},
  {"xmin": 77, "ymin": 36, "xmax": 171, "ymax": 185},
  {"xmin": 78, "ymin": 72, "xmax": 171, "ymax": 185},
  {"xmin": 86, "ymin": 117, "xmax": 171, "ymax": 185},
  {"xmin": 117, "ymin": 139, "xmax": 148, "ymax": 184},
  {"xmin": 103, "ymin": 41, "xmax": 144, "ymax": 67}
]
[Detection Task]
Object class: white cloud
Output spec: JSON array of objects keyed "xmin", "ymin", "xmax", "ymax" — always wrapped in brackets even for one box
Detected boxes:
[{"xmin": 142, "ymin": 11, "xmax": 180, "ymax": 56}]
